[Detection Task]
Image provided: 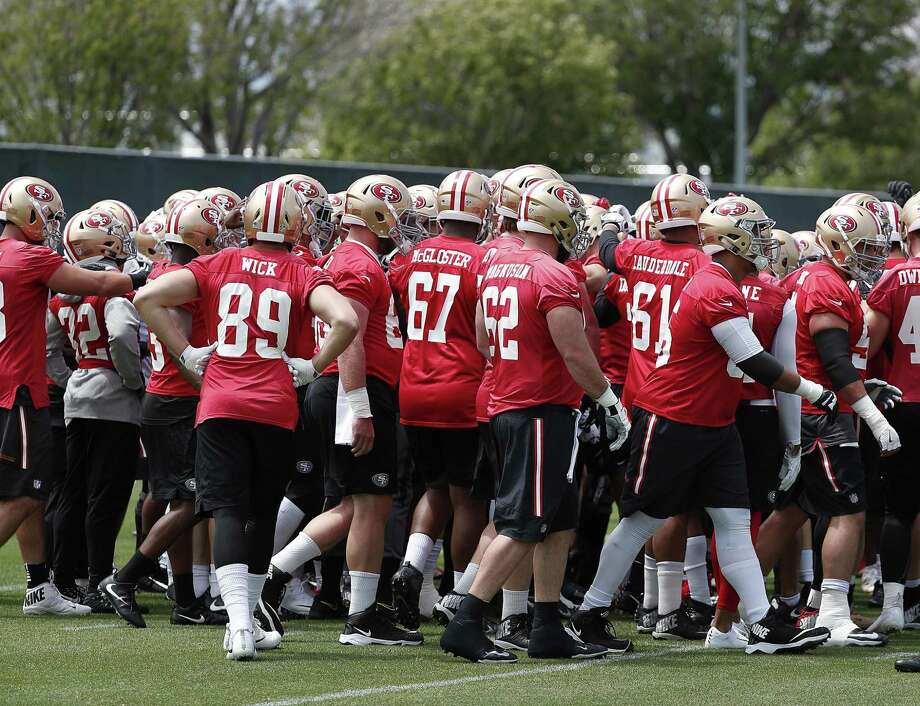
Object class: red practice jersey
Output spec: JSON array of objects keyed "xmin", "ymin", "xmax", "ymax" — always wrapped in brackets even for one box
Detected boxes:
[
  {"xmin": 599, "ymin": 274, "xmax": 631, "ymax": 385},
  {"xmin": 315, "ymin": 239, "xmax": 403, "ymax": 388},
  {"xmin": 738, "ymin": 274, "xmax": 788, "ymax": 402},
  {"xmin": 146, "ymin": 261, "xmax": 207, "ymax": 397},
  {"xmin": 867, "ymin": 256, "xmax": 920, "ymax": 402},
  {"xmin": 186, "ymin": 246, "xmax": 332, "ymax": 430},
  {"xmin": 392, "ymin": 234, "xmax": 486, "ymax": 428},
  {"xmin": 480, "ymin": 247, "xmax": 583, "ymax": 416},
  {"xmin": 634, "ymin": 263, "xmax": 750, "ymax": 427},
  {"xmin": 790, "ymin": 261, "xmax": 868, "ymax": 415},
  {"xmin": 0, "ymin": 239, "xmax": 65, "ymax": 409},
  {"xmin": 475, "ymin": 234, "xmax": 525, "ymax": 421},
  {"xmin": 48, "ymin": 294, "xmax": 120, "ymax": 371},
  {"xmin": 613, "ymin": 238, "xmax": 710, "ymax": 411}
]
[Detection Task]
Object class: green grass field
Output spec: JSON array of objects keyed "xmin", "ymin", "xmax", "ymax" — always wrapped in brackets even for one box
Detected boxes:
[{"xmin": 1, "ymin": 483, "xmax": 918, "ymax": 705}]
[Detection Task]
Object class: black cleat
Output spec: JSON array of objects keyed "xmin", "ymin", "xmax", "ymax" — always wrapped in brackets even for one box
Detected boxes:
[
  {"xmin": 99, "ymin": 574, "xmax": 146, "ymax": 628},
  {"xmin": 769, "ymin": 597, "xmax": 798, "ymax": 626},
  {"xmin": 685, "ymin": 598, "xmax": 713, "ymax": 628},
  {"xmin": 391, "ymin": 562, "xmax": 423, "ymax": 630},
  {"xmin": 137, "ymin": 565, "xmax": 169, "ymax": 594},
  {"xmin": 441, "ymin": 614, "xmax": 516, "ymax": 663},
  {"xmin": 870, "ymin": 581, "xmax": 884, "ymax": 608},
  {"xmin": 309, "ymin": 598, "xmax": 345, "ymax": 620},
  {"xmin": 529, "ymin": 623, "xmax": 608, "ymax": 660},
  {"xmin": 567, "ymin": 606, "xmax": 633, "ymax": 654},
  {"xmin": 55, "ymin": 582, "xmax": 86, "ymax": 604},
  {"xmin": 635, "ymin": 604, "xmax": 658, "ymax": 634},
  {"xmin": 171, "ymin": 594, "xmax": 229, "ymax": 626},
  {"xmin": 745, "ymin": 605, "xmax": 830, "ymax": 654},
  {"xmin": 254, "ymin": 598, "xmax": 284, "ymax": 636},
  {"xmin": 652, "ymin": 606, "xmax": 707, "ymax": 641},
  {"xmin": 339, "ymin": 604, "xmax": 423, "ymax": 646},
  {"xmin": 261, "ymin": 564, "xmax": 291, "ymax": 614},
  {"xmin": 494, "ymin": 613, "xmax": 530, "ymax": 651},
  {"xmin": 895, "ymin": 654, "xmax": 920, "ymax": 672},
  {"xmin": 82, "ymin": 588, "xmax": 116, "ymax": 614},
  {"xmin": 432, "ymin": 590, "xmax": 464, "ymax": 625}
]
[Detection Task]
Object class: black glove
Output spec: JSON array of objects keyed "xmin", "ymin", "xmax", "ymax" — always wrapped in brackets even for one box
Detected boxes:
[
  {"xmin": 888, "ymin": 180, "xmax": 913, "ymax": 207},
  {"xmin": 129, "ymin": 261, "xmax": 152, "ymax": 290},
  {"xmin": 813, "ymin": 389, "xmax": 839, "ymax": 423}
]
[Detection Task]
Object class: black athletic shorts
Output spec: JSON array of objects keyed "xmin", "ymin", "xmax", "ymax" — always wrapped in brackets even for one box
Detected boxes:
[
  {"xmin": 880, "ymin": 403, "xmax": 920, "ymax": 517},
  {"xmin": 403, "ymin": 425, "xmax": 479, "ymax": 490},
  {"xmin": 472, "ymin": 421, "xmax": 498, "ymax": 500},
  {"xmin": 285, "ymin": 389, "xmax": 325, "ymax": 516},
  {"xmin": 736, "ymin": 403, "xmax": 782, "ymax": 513},
  {"xmin": 781, "ymin": 413, "xmax": 865, "ymax": 516},
  {"xmin": 491, "ymin": 404, "xmax": 579, "ymax": 542},
  {"xmin": 307, "ymin": 374, "xmax": 398, "ymax": 497},
  {"xmin": 619, "ymin": 407, "xmax": 748, "ymax": 519},
  {"xmin": 141, "ymin": 394, "xmax": 198, "ymax": 501},
  {"xmin": 194, "ymin": 417, "xmax": 292, "ymax": 516},
  {"xmin": 858, "ymin": 416, "xmax": 884, "ymax": 515},
  {"xmin": 0, "ymin": 387, "xmax": 53, "ymax": 500}
]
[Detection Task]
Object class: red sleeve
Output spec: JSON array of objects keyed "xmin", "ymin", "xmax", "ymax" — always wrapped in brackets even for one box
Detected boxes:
[
  {"xmin": 867, "ymin": 269, "xmax": 896, "ymax": 319},
  {"xmin": 333, "ymin": 266, "xmax": 376, "ymax": 310},
  {"xmin": 31, "ymin": 245, "xmax": 65, "ymax": 286},
  {"xmin": 583, "ymin": 255, "xmax": 603, "ymax": 268},
  {"xmin": 565, "ymin": 259, "xmax": 587, "ymax": 284},
  {"xmin": 303, "ymin": 267, "xmax": 335, "ymax": 304},
  {"xmin": 184, "ymin": 256, "xmax": 211, "ymax": 294},
  {"xmin": 613, "ymin": 238, "xmax": 636, "ymax": 275},
  {"xmin": 697, "ymin": 284, "xmax": 748, "ymax": 328},
  {"xmin": 537, "ymin": 266, "xmax": 582, "ymax": 315},
  {"xmin": 802, "ymin": 277, "xmax": 853, "ymax": 323},
  {"xmin": 603, "ymin": 273, "xmax": 621, "ymax": 304}
]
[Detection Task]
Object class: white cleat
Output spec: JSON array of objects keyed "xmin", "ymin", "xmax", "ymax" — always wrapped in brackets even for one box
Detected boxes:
[
  {"xmin": 23, "ymin": 582, "xmax": 91, "ymax": 616},
  {"xmin": 225, "ymin": 629, "xmax": 256, "ymax": 661},
  {"xmin": 868, "ymin": 606, "xmax": 904, "ymax": 634},
  {"xmin": 822, "ymin": 620, "xmax": 887, "ymax": 647},
  {"xmin": 704, "ymin": 623, "xmax": 748, "ymax": 649},
  {"xmin": 253, "ymin": 622, "xmax": 282, "ymax": 650},
  {"xmin": 281, "ymin": 578, "xmax": 313, "ymax": 616}
]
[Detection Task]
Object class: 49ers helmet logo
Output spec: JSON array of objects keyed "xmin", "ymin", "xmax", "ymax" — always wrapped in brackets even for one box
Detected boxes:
[
  {"xmin": 413, "ymin": 195, "xmax": 426, "ymax": 209},
  {"xmin": 329, "ymin": 194, "xmax": 344, "ymax": 207},
  {"xmin": 371, "ymin": 183, "xmax": 402, "ymax": 203},
  {"xmin": 142, "ymin": 221, "xmax": 164, "ymax": 233},
  {"xmin": 291, "ymin": 180, "xmax": 319, "ymax": 199},
  {"xmin": 865, "ymin": 201, "xmax": 886, "ymax": 218},
  {"xmin": 828, "ymin": 214, "xmax": 857, "ymax": 233},
  {"xmin": 26, "ymin": 183, "xmax": 53, "ymax": 201},
  {"xmin": 716, "ymin": 201, "xmax": 749, "ymax": 217},
  {"xmin": 85, "ymin": 211, "xmax": 112, "ymax": 228},
  {"xmin": 201, "ymin": 207, "xmax": 221, "ymax": 226},
  {"xmin": 689, "ymin": 179, "xmax": 710, "ymax": 199},
  {"xmin": 209, "ymin": 194, "xmax": 237, "ymax": 211},
  {"xmin": 553, "ymin": 186, "xmax": 581, "ymax": 209}
]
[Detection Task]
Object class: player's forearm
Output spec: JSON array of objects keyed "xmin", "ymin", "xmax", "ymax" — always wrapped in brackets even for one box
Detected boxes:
[
  {"xmin": 314, "ymin": 316, "xmax": 359, "ymax": 373},
  {"xmin": 337, "ymin": 335, "xmax": 368, "ymax": 393},
  {"xmin": 562, "ymin": 348, "xmax": 608, "ymax": 400},
  {"xmin": 136, "ymin": 301, "xmax": 191, "ymax": 360}
]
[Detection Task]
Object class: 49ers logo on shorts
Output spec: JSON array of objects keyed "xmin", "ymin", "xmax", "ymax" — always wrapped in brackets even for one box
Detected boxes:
[
  {"xmin": 828, "ymin": 214, "xmax": 857, "ymax": 233},
  {"xmin": 553, "ymin": 186, "xmax": 581, "ymax": 209},
  {"xmin": 291, "ymin": 180, "xmax": 319, "ymax": 199},
  {"xmin": 85, "ymin": 211, "xmax": 112, "ymax": 228},
  {"xmin": 208, "ymin": 194, "xmax": 237, "ymax": 211},
  {"xmin": 689, "ymin": 179, "xmax": 711, "ymax": 199},
  {"xmin": 26, "ymin": 183, "xmax": 53, "ymax": 201},
  {"xmin": 201, "ymin": 207, "xmax": 221, "ymax": 226},
  {"xmin": 716, "ymin": 200, "xmax": 749, "ymax": 217},
  {"xmin": 371, "ymin": 183, "xmax": 402, "ymax": 203}
]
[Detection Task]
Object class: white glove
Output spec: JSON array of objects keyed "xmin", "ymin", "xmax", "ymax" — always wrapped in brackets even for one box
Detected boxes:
[
  {"xmin": 778, "ymin": 443, "xmax": 801, "ymax": 492},
  {"xmin": 852, "ymin": 395, "xmax": 901, "ymax": 455},
  {"xmin": 179, "ymin": 342, "xmax": 217, "ymax": 376},
  {"xmin": 875, "ymin": 422, "xmax": 901, "ymax": 455},
  {"xmin": 603, "ymin": 401, "xmax": 630, "ymax": 451},
  {"xmin": 865, "ymin": 378, "xmax": 903, "ymax": 411},
  {"xmin": 281, "ymin": 352, "xmax": 318, "ymax": 387}
]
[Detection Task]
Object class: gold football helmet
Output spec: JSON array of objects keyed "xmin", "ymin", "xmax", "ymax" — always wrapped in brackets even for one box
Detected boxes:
[
  {"xmin": 62, "ymin": 208, "xmax": 131, "ymax": 263},
  {"xmin": 409, "ymin": 184, "xmax": 439, "ymax": 238},
  {"xmin": 487, "ymin": 169, "xmax": 513, "ymax": 203},
  {"xmin": 135, "ymin": 214, "xmax": 168, "ymax": 262},
  {"xmin": 343, "ymin": 174, "xmax": 422, "ymax": 251},
  {"xmin": 495, "ymin": 164, "xmax": 561, "ymax": 219},
  {"xmin": 768, "ymin": 229, "xmax": 800, "ymax": 278},
  {"xmin": 633, "ymin": 201, "xmax": 659, "ymax": 240},
  {"xmin": 649, "ymin": 174, "xmax": 710, "ymax": 231},
  {"xmin": 791, "ymin": 230, "xmax": 821, "ymax": 263},
  {"xmin": 165, "ymin": 198, "xmax": 224, "ymax": 256},
  {"xmin": 243, "ymin": 180, "xmax": 307, "ymax": 246},
  {"xmin": 164, "ymin": 189, "xmax": 198, "ymax": 214},
  {"xmin": 277, "ymin": 174, "xmax": 336, "ymax": 250},
  {"xmin": 0, "ymin": 176, "xmax": 66, "ymax": 246},
  {"xmin": 91, "ymin": 199, "xmax": 138, "ymax": 237},
  {"xmin": 437, "ymin": 170, "xmax": 492, "ymax": 233},
  {"xmin": 584, "ymin": 205, "xmax": 607, "ymax": 246},
  {"xmin": 197, "ymin": 187, "xmax": 242, "ymax": 214},
  {"xmin": 816, "ymin": 204, "xmax": 889, "ymax": 282},
  {"xmin": 517, "ymin": 178, "xmax": 589, "ymax": 258},
  {"xmin": 699, "ymin": 196, "xmax": 776, "ymax": 271}
]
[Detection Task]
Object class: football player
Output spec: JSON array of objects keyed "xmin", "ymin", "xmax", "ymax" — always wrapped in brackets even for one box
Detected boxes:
[
  {"xmin": 388, "ymin": 171, "xmax": 491, "ymax": 630},
  {"xmin": 572, "ymin": 187, "xmax": 839, "ymax": 654},
  {"xmin": 755, "ymin": 203, "xmax": 897, "ymax": 647},
  {"xmin": 134, "ymin": 179, "xmax": 357, "ymax": 660},
  {"xmin": 0, "ymin": 176, "xmax": 147, "ymax": 616},
  {"xmin": 440, "ymin": 179, "xmax": 630, "ymax": 663}
]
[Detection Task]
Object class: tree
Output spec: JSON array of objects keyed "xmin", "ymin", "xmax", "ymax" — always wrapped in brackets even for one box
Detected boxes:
[
  {"xmin": 317, "ymin": 0, "xmax": 638, "ymax": 175},
  {"xmin": 0, "ymin": 0, "xmax": 187, "ymax": 148}
]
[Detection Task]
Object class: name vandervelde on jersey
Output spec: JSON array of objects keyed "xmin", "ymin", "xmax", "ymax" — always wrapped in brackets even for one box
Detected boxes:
[
  {"xmin": 484, "ymin": 262, "xmax": 532, "ymax": 280},
  {"xmin": 410, "ymin": 247, "xmax": 474, "ymax": 269}
]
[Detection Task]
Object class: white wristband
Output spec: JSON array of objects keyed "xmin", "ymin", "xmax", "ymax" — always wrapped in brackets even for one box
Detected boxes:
[
  {"xmin": 851, "ymin": 395, "xmax": 887, "ymax": 435},
  {"xmin": 594, "ymin": 384, "xmax": 618, "ymax": 410},
  {"xmin": 346, "ymin": 387, "xmax": 372, "ymax": 418},
  {"xmin": 794, "ymin": 378, "xmax": 823, "ymax": 404}
]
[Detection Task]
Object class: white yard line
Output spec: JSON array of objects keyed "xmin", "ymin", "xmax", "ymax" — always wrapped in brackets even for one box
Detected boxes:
[
  {"xmin": 62, "ymin": 622, "xmax": 122, "ymax": 632},
  {"xmin": 0, "ymin": 583, "xmax": 21, "ymax": 592},
  {"xmin": 249, "ymin": 645, "xmax": 698, "ymax": 706}
]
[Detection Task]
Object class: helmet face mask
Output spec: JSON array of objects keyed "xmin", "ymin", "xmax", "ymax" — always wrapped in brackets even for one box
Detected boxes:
[
  {"xmin": 700, "ymin": 197, "xmax": 776, "ymax": 271},
  {"xmin": 387, "ymin": 201, "xmax": 427, "ymax": 254},
  {"xmin": 517, "ymin": 179, "xmax": 587, "ymax": 259}
]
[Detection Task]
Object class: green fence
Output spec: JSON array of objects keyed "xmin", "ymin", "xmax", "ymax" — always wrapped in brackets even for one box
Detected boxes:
[{"xmin": 0, "ymin": 143, "xmax": 872, "ymax": 231}]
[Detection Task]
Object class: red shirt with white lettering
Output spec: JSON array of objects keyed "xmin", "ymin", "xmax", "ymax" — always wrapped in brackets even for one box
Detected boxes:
[
  {"xmin": 867, "ymin": 256, "xmax": 920, "ymax": 402},
  {"xmin": 791, "ymin": 260, "xmax": 867, "ymax": 415},
  {"xmin": 475, "ymin": 234, "xmax": 524, "ymax": 421},
  {"xmin": 613, "ymin": 238, "xmax": 710, "ymax": 411},
  {"xmin": 315, "ymin": 239, "xmax": 403, "ymax": 388},
  {"xmin": 48, "ymin": 294, "xmax": 118, "ymax": 371},
  {"xmin": 634, "ymin": 263, "xmax": 749, "ymax": 427},
  {"xmin": 599, "ymin": 274, "xmax": 631, "ymax": 385},
  {"xmin": 481, "ymin": 247, "xmax": 583, "ymax": 416},
  {"xmin": 739, "ymin": 274, "xmax": 788, "ymax": 402},
  {"xmin": 0, "ymin": 239, "xmax": 65, "ymax": 409},
  {"xmin": 391, "ymin": 234, "xmax": 486, "ymax": 428},
  {"xmin": 186, "ymin": 246, "xmax": 332, "ymax": 430},
  {"xmin": 146, "ymin": 261, "xmax": 207, "ymax": 398}
]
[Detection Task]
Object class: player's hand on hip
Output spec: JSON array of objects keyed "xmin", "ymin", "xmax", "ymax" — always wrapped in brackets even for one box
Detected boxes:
[
  {"xmin": 351, "ymin": 417, "xmax": 375, "ymax": 457},
  {"xmin": 179, "ymin": 342, "xmax": 218, "ymax": 377},
  {"xmin": 281, "ymin": 352, "xmax": 318, "ymax": 387}
]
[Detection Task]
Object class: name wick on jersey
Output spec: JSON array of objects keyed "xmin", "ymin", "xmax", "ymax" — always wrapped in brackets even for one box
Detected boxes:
[
  {"xmin": 241, "ymin": 257, "xmax": 278, "ymax": 277},
  {"xmin": 632, "ymin": 256, "xmax": 692, "ymax": 278},
  {"xmin": 411, "ymin": 248, "xmax": 474, "ymax": 269},
  {"xmin": 484, "ymin": 263, "xmax": 533, "ymax": 280}
]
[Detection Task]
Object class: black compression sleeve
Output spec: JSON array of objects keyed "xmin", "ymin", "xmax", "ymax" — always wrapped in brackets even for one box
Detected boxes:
[
  {"xmin": 598, "ymin": 228, "xmax": 622, "ymax": 273},
  {"xmin": 594, "ymin": 275, "xmax": 620, "ymax": 328},
  {"xmin": 737, "ymin": 350, "xmax": 784, "ymax": 388},
  {"xmin": 814, "ymin": 327, "xmax": 860, "ymax": 390}
]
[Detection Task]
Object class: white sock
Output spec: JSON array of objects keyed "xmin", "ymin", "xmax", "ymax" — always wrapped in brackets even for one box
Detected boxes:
[
  {"xmin": 684, "ymin": 535, "xmax": 710, "ymax": 605},
  {"xmin": 707, "ymin": 507, "xmax": 769, "ymax": 625},
  {"xmin": 192, "ymin": 564, "xmax": 210, "ymax": 598},
  {"xmin": 215, "ymin": 563, "xmax": 252, "ymax": 634},
  {"xmin": 807, "ymin": 587, "xmax": 822, "ymax": 610},
  {"xmin": 454, "ymin": 562, "xmax": 479, "ymax": 595},
  {"xmin": 453, "ymin": 571, "xmax": 464, "ymax": 586},
  {"xmin": 273, "ymin": 532, "xmax": 321, "ymax": 575},
  {"xmin": 582, "ymin": 512, "xmax": 665, "ymax": 611},
  {"xmin": 349, "ymin": 571, "xmax": 379, "ymax": 615},
  {"xmin": 502, "ymin": 589, "xmax": 529, "ymax": 620},
  {"xmin": 882, "ymin": 581, "xmax": 904, "ymax": 611},
  {"xmin": 643, "ymin": 554, "xmax": 658, "ymax": 609},
  {"xmin": 273, "ymin": 497, "xmax": 306, "ymax": 554},
  {"xmin": 799, "ymin": 549, "xmax": 814, "ymax": 584},
  {"xmin": 906, "ymin": 578, "xmax": 920, "ymax": 589},
  {"xmin": 818, "ymin": 578, "xmax": 851, "ymax": 623},
  {"xmin": 656, "ymin": 561, "xmax": 684, "ymax": 615},
  {"xmin": 423, "ymin": 540, "xmax": 442, "ymax": 581},
  {"xmin": 209, "ymin": 564, "xmax": 220, "ymax": 598},
  {"xmin": 247, "ymin": 572, "xmax": 266, "ymax": 615},
  {"xmin": 403, "ymin": 533, "xmax": 434, "ymax": 573},
  {"xmin": 780, "ymin": 594, "xmax": 798, "ymax": 607}
]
